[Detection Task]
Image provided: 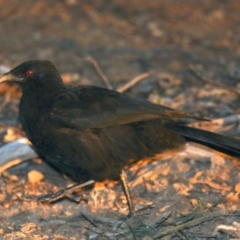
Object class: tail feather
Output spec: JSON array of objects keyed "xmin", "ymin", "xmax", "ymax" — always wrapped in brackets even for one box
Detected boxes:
[{"xmin": 167, "ymin": 124, "xmax": 240, "ymax": 158}]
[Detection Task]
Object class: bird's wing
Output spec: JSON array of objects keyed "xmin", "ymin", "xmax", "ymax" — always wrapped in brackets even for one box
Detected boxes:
[{"xmin": 51, "ymin": 86, "xmax": 207, "ymax": 129}]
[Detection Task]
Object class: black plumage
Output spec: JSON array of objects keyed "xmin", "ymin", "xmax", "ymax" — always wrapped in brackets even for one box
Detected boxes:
[{"xmin": 1, "ymin": 60, "xmax": 240, "ymax": 216}]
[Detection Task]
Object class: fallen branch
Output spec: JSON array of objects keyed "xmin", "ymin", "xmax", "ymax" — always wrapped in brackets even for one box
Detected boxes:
[{"xmin": 0, "ymin": 138, "xmax": 37, "ymax": 173}]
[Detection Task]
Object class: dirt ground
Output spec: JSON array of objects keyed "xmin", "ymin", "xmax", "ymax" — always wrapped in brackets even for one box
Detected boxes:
[{"xmin": 0, "ymin": 0, "xmax": 240, "ymax": 239}]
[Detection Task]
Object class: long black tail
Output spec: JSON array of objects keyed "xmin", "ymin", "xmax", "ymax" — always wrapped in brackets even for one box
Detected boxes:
[{"xmin": 167, "ymin": 124, "xmax": 240, "ymax": 159}]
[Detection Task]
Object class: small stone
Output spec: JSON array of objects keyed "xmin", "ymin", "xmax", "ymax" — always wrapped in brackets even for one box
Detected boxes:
[
  {"xmin": 21, "ymin": 223, "xmax": 36, "ymax": 233},
  {"xmin": 28, "ymin": 170, "xmax": 44, "ymax": 184}
]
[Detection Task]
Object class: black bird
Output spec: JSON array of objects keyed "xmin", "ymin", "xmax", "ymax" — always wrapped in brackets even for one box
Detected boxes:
[{"xmin": 1, "ymin": 60, "xmax": 240, "ymax": 217}]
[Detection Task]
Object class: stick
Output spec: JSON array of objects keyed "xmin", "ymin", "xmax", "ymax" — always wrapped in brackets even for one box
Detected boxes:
[
  {"xmin": 153, "ymin": 212, "xmax": 223, "ymax": 238},
  {"xmin": 117, "ymin": 73, "xmax": 150, "ymax": 93},
  {"xmin": 86, "ymin": 56, "xmax": 113, "ymax": 90}
]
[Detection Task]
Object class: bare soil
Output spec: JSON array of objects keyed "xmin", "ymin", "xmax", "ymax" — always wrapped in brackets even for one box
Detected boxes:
[{"xmin": 0, "ymin": 0, "xmax": 240, "ymax": 239}]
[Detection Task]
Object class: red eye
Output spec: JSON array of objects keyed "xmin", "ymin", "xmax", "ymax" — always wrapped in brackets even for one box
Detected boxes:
[{"xmin": 26, "ymin": 70, "xmax": 33, "ymax": 77}]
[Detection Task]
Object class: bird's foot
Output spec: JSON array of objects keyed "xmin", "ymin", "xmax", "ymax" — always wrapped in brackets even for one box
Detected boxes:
[{"xmin": 38, "ymin": 179, "xmax": 95, "ymax": 203}]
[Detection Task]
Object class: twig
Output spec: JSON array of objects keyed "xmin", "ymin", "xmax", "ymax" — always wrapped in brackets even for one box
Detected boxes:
[
  {"xmin": 86, "ymin": 56, "xmax": 113, "ymax": 89},
  {"xmin": 153, "ymin": 211, "xmax": 223, "ymax": 239},
  {"xmin": 38, "ymin": 180, "xmax": 95, "ymax": 202},
  {"xmin": 86, "ymin": 56, "xmax": 150, "ymax": 93},
  {"xmin": 189, "ymin": 65, "xmax": 240, "ymax": 96},
  {"xmin": 185, "ymin": 233, "xmax": 218, "ymax": 238},
  {"xmin": 117, "ymin": 73, "xmax": 150, "ymax": 93},
  {"xmin": 69, "ymin": 211, "xmax": 127, "ymax": 228},
  {"xmin": 88, "ymin": 226, "xmax": 126, "ymax": 239},
  {"xmin": 81, "ymin": 212, "xmax": 98, "ymax": 228},
  {"xmin": 176, "ymin": 231, "xmax": 189, "ymax": 240},
  {"xmin": 82, "ymin": 212, "xmax": 130, "ymax": 239},
  {"xmin": 150, "ymin": 210, "xmax": 172, "ymax": 228}
]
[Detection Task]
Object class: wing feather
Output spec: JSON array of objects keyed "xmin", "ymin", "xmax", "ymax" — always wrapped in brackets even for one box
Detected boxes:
[{"xmin": 51, "ymin": 86, "xmax": 208, "ymax": 129}]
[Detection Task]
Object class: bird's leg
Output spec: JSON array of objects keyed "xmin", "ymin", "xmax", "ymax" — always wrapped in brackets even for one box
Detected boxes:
[
  {"xmin": 38, "ymin": 179, "xmax": 95, "ymax": 202},
  {"xmin": 120, "ymin": 169, "xmax": 135, "ymax": 217}
]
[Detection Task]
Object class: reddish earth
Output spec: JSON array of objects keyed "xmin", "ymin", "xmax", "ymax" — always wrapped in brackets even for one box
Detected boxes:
[{"xmin": 0, "ymin": 1, "xmax": 240, "ymax": 239}]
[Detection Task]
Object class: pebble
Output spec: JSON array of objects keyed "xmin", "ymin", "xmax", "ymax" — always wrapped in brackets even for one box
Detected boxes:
[{"xmin": 28, "ymin": 170, "xmax": 44, "ymax": 184}]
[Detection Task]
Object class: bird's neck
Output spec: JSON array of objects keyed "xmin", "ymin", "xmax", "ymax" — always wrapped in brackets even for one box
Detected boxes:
[{"xmin": 21, "ymin": 85, "xmax": 63, "ymax": 111}]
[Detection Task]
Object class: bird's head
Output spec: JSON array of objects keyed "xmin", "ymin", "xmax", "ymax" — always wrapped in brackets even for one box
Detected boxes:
[{"xmin": 0, "ymin": 60, "xmax": 64, "ymax": 93}]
